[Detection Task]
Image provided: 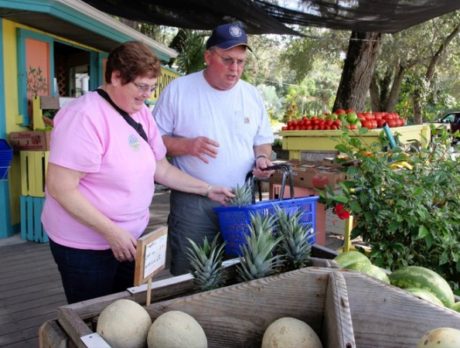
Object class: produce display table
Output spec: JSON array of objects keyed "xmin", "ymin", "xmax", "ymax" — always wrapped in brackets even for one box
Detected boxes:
[{"xmin": 281, "ymin": 124, "xmax": 431, "ymax": 160}]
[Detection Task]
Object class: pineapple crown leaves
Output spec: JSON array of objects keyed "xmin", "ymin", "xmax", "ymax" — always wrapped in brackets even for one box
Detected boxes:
[
  {"xmin": 236, "ymin": 212, "xmax": 283, "ymax": 281},
  {"xmin": 186, "ymin": 235, "xmax": 226, "ymax": 291},
  {"xmin": 229, "ymin": 181, "xmax": 253, "ymax": 207},
  {"xmin": 274, "ymin": 206, "xmax": 312, "ymax": 269}
]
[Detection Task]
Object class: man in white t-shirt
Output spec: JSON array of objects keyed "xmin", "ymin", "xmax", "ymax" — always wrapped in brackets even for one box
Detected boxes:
[{"xmin": 153, "ymin": 22, "xmax": 274, "ymax": 275}]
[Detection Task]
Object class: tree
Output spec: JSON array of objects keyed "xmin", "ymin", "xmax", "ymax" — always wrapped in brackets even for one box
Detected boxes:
[
  {"xmin": 333, "ymin": 31, "xmax": 382, "ymax": 112},
  {"xmin": 370, "ymin": 12, "xmax": 460, "ymax": 121}
]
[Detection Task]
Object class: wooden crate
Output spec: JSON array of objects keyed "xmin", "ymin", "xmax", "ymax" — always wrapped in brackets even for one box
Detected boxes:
[
  {"xmin": 20, "ymin": 195, "xmax": 48, "ymax": 243},
  {"xmin": 54, "ymin": 267, "xmax": 354, "ymax": 348},
  {"xmin": 20, "ymin": 150, "xmax": 49, "ymax": 197},
  {"xmin": 42, "ymin": 266, "xmax": 460, "ymax": 348},
  {"xmin": 38, "ymin": 254, "xmax": 337, "ymax": 347}
]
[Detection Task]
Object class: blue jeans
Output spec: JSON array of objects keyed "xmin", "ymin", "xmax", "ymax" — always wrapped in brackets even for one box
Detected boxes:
[{"xmin": 49, "ymin": 239, "xmax": 134, "ymax": 304}]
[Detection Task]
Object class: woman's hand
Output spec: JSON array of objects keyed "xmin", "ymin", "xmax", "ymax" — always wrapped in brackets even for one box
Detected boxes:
[
  {"xmin": 207, "ymin": 186, "xmax": 235, "ymax": 205},
  {"xmin": 106, "ymin": 227, "xmax": 138, "ymax": 262}
]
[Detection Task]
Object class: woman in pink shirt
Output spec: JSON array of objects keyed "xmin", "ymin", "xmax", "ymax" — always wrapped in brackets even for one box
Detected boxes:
[{"xmin": 41, "ymin": 41, "xmax": 233, "ymax": 304}]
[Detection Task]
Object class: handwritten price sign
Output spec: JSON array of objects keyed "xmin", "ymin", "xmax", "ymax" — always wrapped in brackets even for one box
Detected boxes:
[{"xmin": 134, "ymin": 226, "xmax": 168, "ymax": 286}]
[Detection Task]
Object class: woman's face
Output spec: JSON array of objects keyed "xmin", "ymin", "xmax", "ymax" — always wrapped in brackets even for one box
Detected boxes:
[{"xmin": 111, "ymin": 72, "xmax": 157, "ymax": 114}]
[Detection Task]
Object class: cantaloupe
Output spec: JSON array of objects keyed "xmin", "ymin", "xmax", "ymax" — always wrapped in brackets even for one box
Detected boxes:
[
  {"xmin": 147, "ymin": 310, "xmax": 207, "ymax": 348},
  {"xmin": 261, "ymin": 317, "xmax": 323, "ymax": 348},
  {"xmin": 96, "ymin": 299, "xmax": 152, "ymax": 348},
  {"xmin": 417, "ymin": 327, "xmax": 460, "ymax": 348}
]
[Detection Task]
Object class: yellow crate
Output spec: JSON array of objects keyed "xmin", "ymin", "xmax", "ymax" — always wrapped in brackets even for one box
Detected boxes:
[
  {"xmin": 20, "ymin": 151, "xmax": 49, "ymax": 197},
  {"xmin": 281, "ymin": 125, "xmax": 431, "ymax": 157}
]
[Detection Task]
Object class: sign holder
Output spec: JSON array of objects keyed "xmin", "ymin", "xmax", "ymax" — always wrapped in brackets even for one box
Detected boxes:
[{"xmin": 133, "ymin": 226, "xmax": 168, "ymax": 305}]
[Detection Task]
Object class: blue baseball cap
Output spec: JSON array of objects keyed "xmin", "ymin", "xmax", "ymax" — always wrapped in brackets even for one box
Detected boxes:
[{"xmin": 206, "ymin": 23, "xmax": 251, "ymax": 50}]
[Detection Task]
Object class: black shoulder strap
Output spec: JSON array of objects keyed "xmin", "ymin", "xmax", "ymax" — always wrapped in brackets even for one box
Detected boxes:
[{"xmin": 96, "ymin": 88, "xmax": 148, "ymax": 142}]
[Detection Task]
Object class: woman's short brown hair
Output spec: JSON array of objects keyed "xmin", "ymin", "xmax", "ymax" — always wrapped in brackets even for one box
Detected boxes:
[{"xmin": 105, "ymin": 41, "xmax": 161, "ymax": 84}]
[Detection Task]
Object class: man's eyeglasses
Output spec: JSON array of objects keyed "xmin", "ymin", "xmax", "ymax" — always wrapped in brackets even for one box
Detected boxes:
[
  {"xmin": 132, "ymin": 81, "xmax": 157, "ymax": 94},
  {"xmin": 213, "ymin": 51, "xmax": 246, "ymax": 67}
]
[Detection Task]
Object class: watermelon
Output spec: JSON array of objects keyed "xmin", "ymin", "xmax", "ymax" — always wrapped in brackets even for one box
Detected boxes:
[
  {"xmin": 405, "ymin": 287, "xmax": 444, "ymax": 307},
  {"xmin": 389, "ymin": 266, "xmax": 454, "ymax": 308},
  {"xmin": 333, "ymin": 250, "xmax": 371, "ymax": 270},
  {"xmin": 450, "ymin": 302, "xmax": 460, "ymax": 313},
  {"xmin": 360, "ymin": 264, "xmax": 390, "ymax": 284}
]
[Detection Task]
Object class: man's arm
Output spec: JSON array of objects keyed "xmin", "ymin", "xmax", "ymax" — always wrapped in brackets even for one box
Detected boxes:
[{"xmin": 162, "ymin": 135, "xmax": 220, "ymax": 164}]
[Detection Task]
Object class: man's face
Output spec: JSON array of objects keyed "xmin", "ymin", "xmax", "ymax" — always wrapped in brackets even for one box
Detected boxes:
[{"xmin": 204, "ymin": 46, "xmax": 247, "ymax": 90}]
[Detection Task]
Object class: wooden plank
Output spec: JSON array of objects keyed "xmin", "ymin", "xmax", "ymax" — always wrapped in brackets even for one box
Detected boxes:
[
  {"xmin": 39, "ymin": 320, "xmax": 69, "ymax": 348},
  {"xmin": 343, "ymin": 271, "xmax": 460, "ymax": 347},
  {"xmin": 58, "ymin": 308, "xmax": 94, "ymax": 348},
  {"xmin": 145, "ymin": 268, "xmax": 332, "ymax": 348},
  {"xmin": 322, "ymin": 271, "xmax": 355, "ymax": 348}
]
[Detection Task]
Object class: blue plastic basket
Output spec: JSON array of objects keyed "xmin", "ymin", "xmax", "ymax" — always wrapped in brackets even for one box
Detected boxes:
[
  {"xmin": 214, "ymin": 195, "xmax": 319, "ymax": 257},
  {"xmin": 0, "ymin": 139, "xmax": 13, "ymax": 180}
]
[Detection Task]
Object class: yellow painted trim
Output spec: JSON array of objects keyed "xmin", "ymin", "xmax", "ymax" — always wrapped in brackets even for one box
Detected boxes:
[{"xmin": 148, "ymin": 67, "xmax": 180, "ymax": 102}]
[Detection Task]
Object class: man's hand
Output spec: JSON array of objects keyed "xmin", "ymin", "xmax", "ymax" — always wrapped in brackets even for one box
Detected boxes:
[
  {"xmin": 253, "ymin": 156, "xmax": 274, "ymax": 179},
  {"xmin": 189, "ymin": 136, "xmax": 219, "ymax": 163}
]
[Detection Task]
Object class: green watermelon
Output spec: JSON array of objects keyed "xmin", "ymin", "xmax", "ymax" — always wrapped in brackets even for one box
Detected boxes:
[
  {"xmin": 360, "ymin": 264, "xmax": 390, "ymax": 284},
  {"xmin": 450, "ymin": 301, "xmax": 460, "ymax": 313},
  {"xmin": 389, "ymin": 266, "xmax": 454, "ymax": 308},
  {"xmin": 405, "ymin": 287, "xmax": 444, "ymax": 307},
  {"xmin": 334, "ymin": 250, "xmax": 371, "ymax": 270}
]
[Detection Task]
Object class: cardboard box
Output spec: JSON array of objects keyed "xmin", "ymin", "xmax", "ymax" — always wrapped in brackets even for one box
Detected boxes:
[
  {"xmin": 8, "ymin": 130, "xmax": 51, "ymax": 151},
  {"xmin": 270, "ymin": 160, "xmax": 346, "ymax": 190}
]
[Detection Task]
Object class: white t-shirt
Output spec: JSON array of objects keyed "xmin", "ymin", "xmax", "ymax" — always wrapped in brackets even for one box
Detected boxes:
[{"xmin": 153, "ymin": 71, "xmax": 274, "ymax": 188}]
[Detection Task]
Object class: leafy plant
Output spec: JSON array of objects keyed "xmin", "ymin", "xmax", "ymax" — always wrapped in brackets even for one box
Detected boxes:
[{"xmin": 319, "ymin": 128, "xmax": 460, "ymax": 290}]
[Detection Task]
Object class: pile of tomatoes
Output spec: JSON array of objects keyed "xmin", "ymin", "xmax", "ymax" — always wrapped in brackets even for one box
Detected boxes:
[
  {"xmin": 282, "ymin": 110, "xmax": 406, "ymax": 131},
  {"xmin": 359, "ymin": 111, "xmax": 406, "ymax": 128}
]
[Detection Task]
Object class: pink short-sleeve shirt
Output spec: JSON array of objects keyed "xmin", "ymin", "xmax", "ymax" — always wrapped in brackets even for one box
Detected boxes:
[{"xmin": 41, "ymin": 91, "xmax": 167, "ymax": 250}]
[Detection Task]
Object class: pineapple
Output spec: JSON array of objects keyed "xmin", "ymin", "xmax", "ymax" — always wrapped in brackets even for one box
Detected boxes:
[
  {"xmin": 236, "ymin": 212, "xmax": 283, "ymax": 281},
  {"xmin": 275, "ymin": 206, "xmax": 312, "ymax": 270},
  {"xmin": 186, "ymin": 234, "xmax": 226, "ymax": 291},
  {"xmin": 229, "ymin": 181, "xmax": 253, "ymax": 207}
]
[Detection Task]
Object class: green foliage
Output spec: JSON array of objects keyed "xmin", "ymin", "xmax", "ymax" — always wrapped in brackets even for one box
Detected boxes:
[
  {"xmin": 319, "ymin": 129, "xmax": 460, "ymax": 290},
  {"xmin": 170, "ymin": 29, "xmax": 206, "ymax": 74}
]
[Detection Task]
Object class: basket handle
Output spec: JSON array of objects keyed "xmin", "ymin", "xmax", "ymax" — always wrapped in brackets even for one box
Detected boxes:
[{"xmin": 245, "ymin": 163, "xmax": 295, "ymax": 203}]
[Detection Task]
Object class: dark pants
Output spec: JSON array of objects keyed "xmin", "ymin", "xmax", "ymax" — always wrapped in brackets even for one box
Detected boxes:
[
  {"xmin": 49, "ymin": 239, "xmax": 134, "ymax": 304},
  {"xmin": 168, "ymin": 190, "xmax": 221, "ymax": 276}
]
